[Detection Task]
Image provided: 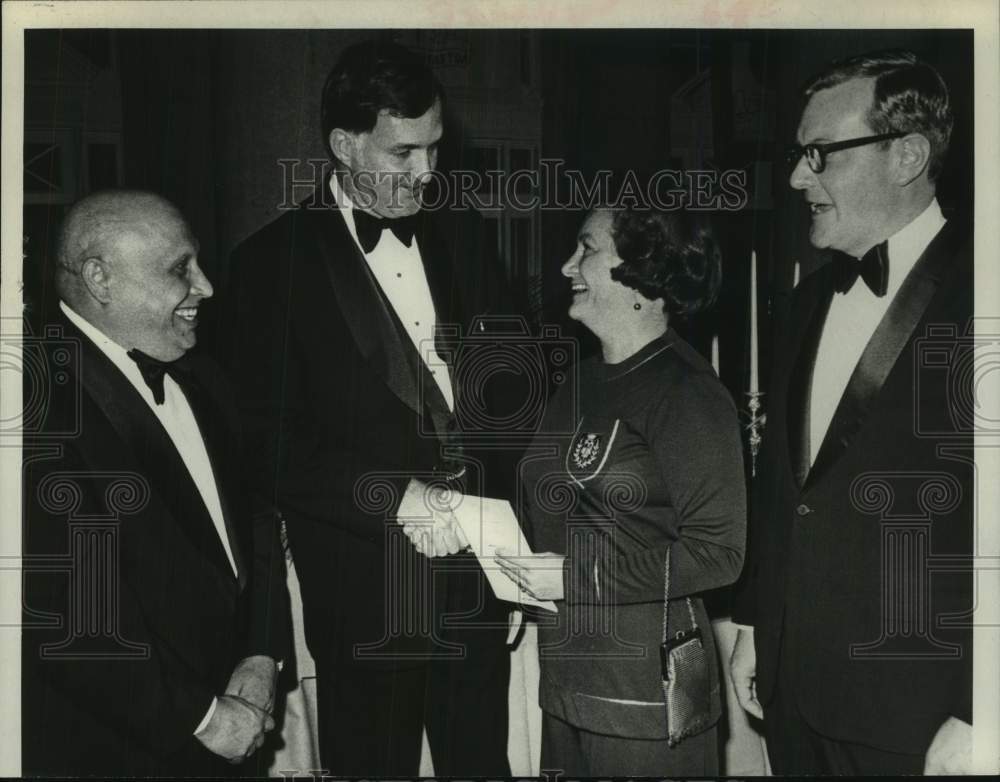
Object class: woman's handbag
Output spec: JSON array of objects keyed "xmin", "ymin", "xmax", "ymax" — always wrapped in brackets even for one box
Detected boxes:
[{"xmin": 660, "ymin": 551, "xmax": 715, "ymax": 746}]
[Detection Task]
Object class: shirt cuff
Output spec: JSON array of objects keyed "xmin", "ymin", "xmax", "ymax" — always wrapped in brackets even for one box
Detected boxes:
[{"xmin": 194, "ymin": 696, "xmax": 218, "ymax": 736}]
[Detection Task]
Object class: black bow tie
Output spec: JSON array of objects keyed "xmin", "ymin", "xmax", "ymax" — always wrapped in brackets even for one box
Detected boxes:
[
  {"xmin": 127, "ymin": 348, "xmax": 190, "ymax": 405},
  {"xmin": 353, "ymin": 209, "xmax": 416, "ymax": 254},
  {"xmin": 834, "ymin": 241, "xmax": 889, "ymax": 297}
]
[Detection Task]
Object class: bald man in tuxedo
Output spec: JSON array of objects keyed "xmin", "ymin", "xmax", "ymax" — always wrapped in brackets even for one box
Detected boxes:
[{"xmin": 22, "ymin": 190, "xmax": 289, "ymax": 777}]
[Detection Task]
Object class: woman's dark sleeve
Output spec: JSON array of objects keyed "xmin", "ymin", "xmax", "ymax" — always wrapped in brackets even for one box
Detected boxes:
[{"xmin": 564, "ymin": 371, "xmax": 747, "ymax": 604}]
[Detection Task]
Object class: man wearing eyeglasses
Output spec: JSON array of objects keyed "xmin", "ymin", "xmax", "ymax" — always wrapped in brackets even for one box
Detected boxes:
[{"xmin": 731, "ymin": 50, "xmax": 973, "ymax": 775}]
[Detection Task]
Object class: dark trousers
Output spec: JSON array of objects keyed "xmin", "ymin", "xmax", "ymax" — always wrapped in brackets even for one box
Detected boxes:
[
  {"xmin": 315, "ymin": 562, "xmax": 511, "ymax": 777},
  {"xmin": 540, "ymin": 712, "xmax": 718, "ymax": 777},
  {"xmin": 317, "ymin": 651, "xmax": 510, "ymax": 776},
  {"xmin": 763, "ymin": 679, "xmax": 924, "ymax": 775}
]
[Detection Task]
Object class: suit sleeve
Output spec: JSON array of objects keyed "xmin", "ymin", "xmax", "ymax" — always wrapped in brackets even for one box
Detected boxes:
[
  {"xmin": 242, "ymin": 506, "xmax": 292, "ymax": 663},
  {"xmin": 22, "ymin": 445, "xmax": 216, "ymax": 758},
  {"xmin": 563, "ymin": 373, "xmax": 747, "ymax": 605},
  {"xmin": 188, "ymin": 354, "xmax": 292, "ymax": 664},
  {"xmin": 221, "ymin": 234, "xmax": 409, "ymax": 548},
  {"xmin": 729, "ymin": 444, "xmax": 770, "ymax": 627}
]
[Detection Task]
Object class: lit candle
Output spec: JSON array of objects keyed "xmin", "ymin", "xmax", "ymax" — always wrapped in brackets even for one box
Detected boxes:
[
  {"xmin": 711, "ymin": 334, "xmax": 720, "ymax": 376},
  {"xmin": 750, "ymin": 251, "xmax": 759, "ymax": 393}
]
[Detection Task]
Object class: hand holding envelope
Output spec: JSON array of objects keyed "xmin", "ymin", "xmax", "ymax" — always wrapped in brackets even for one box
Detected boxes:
[
  {"xmin": 449, "ymin": 495, "xmax": 558, "ymax": 612},
  {"xmin": 494, "ymin": 549, "xmax": 565, "ymax": 602}
]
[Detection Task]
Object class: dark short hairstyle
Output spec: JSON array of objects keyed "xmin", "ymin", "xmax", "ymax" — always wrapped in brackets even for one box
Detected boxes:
[
  {"xmin": 803, "ymin": 49, "xmax": 953, "ymax": 181},
  {"xmin": 609, "ymin": 209, "xmax": 721, "ymax": 317},
  {"xmin": 321, "ymin": 40, "xmax": 443, "ymax": 153}
]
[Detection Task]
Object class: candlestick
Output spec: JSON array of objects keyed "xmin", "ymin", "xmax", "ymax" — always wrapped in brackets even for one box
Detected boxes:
[
  {"xmin": 745, "ymin": 391, "xmax": 766, "ymax": 477},
  {"xmin": 750, "ymin": 250, "xmax": 759, "ymax": 393}
]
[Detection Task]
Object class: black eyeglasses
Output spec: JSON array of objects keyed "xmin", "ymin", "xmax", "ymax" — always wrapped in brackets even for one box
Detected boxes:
[{"xmin": 785, "ymin": 132, "xmax": 907, "ymax": 173}]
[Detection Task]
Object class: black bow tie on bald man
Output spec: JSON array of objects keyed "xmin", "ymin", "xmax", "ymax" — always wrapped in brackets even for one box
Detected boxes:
[
  {"xmin": 835, "ymin": 241, "xmax": 889, "ymax": 297},
  {"xmin": 128, "ymin": 348, "xmax": 191, "ymax": 405},
  {"xmin": 353, "ymin": 208, "xmax": 417, "ymax": 254}
]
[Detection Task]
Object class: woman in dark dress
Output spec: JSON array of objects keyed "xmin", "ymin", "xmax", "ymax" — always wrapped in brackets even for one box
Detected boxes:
[{"xmin": 497, "ymin": 207, "xmax": 746, "ymax": 776}]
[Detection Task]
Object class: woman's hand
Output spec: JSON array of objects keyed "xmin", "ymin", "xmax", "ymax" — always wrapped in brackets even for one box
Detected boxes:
[{"xmin": 495, "ymin": 549, "xmax": 566, "ymax": 601}]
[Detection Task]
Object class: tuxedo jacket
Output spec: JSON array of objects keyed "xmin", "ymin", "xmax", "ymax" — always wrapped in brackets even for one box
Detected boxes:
[
  {"xmin": 733, "ymin": 218, "xmax": 974, "ymax": 754},
  {"xmin": 221, "ymin": 192, "xmax": 515, "ymax": 671},
  {"xmin": 21, "ymin": 312, "xmax": 290, "ymax": 777}
]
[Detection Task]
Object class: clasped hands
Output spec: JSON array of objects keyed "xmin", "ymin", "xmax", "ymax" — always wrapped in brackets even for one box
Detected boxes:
[
  {"xmin": 398, "ymin": 478, "xmax": 469, "ymax": 557},
  {"xmin": 196, "ymin": 655, "xmax": 278, "ymax": 764}
]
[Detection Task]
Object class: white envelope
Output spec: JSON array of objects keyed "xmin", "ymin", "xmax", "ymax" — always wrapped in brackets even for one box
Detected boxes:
[{"xmin": 451, "ymin": 495, "xmax": 557, "ymax": 612}]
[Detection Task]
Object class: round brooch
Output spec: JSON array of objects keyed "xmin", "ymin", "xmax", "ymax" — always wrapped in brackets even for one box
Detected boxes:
[{"xmin": 572, "ymin": 433, "xmax": 602, "ymax": 469}]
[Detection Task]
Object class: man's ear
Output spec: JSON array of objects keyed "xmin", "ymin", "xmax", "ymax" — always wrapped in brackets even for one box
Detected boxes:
[
  {"xmin": 893, "ymin": 132, "xmax": 932, "ymax": 186},
  {"xmin": 328, "ymin": 128, "xmax": 357, "ymax": 170},
  {"xmin": 80, "ymin": 257, "xmax": 112, "ymax": 304}
]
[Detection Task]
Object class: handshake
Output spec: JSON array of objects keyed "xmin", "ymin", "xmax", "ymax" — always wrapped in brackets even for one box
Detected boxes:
[
  {"xmin": 397, "ymin": 477, "xmax": 470, "ymax": 557},
  {"xmin": 195, "ymin": 655, "xmax": 279, "ymax": 764}
]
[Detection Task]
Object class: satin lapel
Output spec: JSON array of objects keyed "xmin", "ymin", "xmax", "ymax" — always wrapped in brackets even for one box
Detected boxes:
[
  {"xmin": 65, "ymin": 316, "xmax": 239, "ymax": 587},
  {"xmin": 807, "ymin": 221, "xmax": 961, "ymax": 487},
  {"xmin": 785, "ymin": 268, "xmax": 836, "ymax": 489},
  {"xmin": 414, "ymin": 214, "xmax": 461, "ymax": 422},
  {"xmin": 175, "ymin": 374, "xmax": 249, "ymax": 591},
  {"xmin": 311, "ymin": 203, "xmax": 421, "ymax": 416}
]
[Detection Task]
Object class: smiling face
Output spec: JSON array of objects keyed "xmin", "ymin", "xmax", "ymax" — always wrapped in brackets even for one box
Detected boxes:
[
  {"xmin": 790, "ymin": 77, "xmax": 901, "ymax": 258},
  {"xmin": 560, "ymin": 209, "xmax": 637, "ymax": 336},
  {"xmin": 335, "ymin": 99, "xmax": 443, "ymax": 219},
  {"xmin": 103, "ymin": 206, "xmax": 213, "ymax": 361}
]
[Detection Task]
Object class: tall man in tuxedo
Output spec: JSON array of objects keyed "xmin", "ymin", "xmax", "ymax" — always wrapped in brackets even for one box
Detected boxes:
[
  {"xmin": 21, "ymin": 191, "xmax": 289, "ymax": 776},
  {"xmin": 222, "ymin": 40, "xmax": 513, "ymax": 776},
  {"xmin": 730, "ymin": 50, "xmax": 973, "ymax": 775}
]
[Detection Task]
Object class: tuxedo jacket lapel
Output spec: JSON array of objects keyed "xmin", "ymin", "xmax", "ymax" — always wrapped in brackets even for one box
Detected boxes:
[
  {"xmin": 68, "ymin": 316, "xmax": 240, "ymax": 589},
  {"xmin": 312, "ymin": 201, "xmax": 459, "ymax": 427},
  {"xmin": 176, "ymin": 374, "xmax": 249, "ymax": 590},
  {"xmin": 807, "ymin": 220, "xmax": 962, "ymax": 487},
  {"xmin": 312, "ymin": 202, "xmax": 423, "ymax": 417},
  {"xmin": 415, "ymin": 214, "xmax": 462, "ymax": 421},
  {"xmin": 785, "ymin": 270, "xmax": 835, "ymax": 489}
]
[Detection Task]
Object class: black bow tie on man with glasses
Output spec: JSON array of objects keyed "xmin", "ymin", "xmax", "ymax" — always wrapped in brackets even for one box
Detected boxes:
[{"xmin": 834, "ymin": 241, "xmax": 890, "ymax": 297}]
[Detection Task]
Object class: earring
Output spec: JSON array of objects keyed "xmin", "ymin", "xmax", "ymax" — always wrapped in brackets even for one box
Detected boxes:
[{"xmin": 633, "ymin": 302, "xmax": 642, "ymax": 311}]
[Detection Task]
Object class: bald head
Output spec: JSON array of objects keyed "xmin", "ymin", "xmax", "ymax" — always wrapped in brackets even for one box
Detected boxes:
[
  {"xmin": 56, "ymin": 190, "xmax": 213, "ymax": 361},
  {"xmin": 56, "ymin": 191, "xmax": 179, "ymax": 300}
]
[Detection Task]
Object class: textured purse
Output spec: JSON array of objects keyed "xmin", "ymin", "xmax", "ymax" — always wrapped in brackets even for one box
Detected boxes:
[{"xmin": 660, "ymin": 553, "xmax": 714, "ymax": 746}]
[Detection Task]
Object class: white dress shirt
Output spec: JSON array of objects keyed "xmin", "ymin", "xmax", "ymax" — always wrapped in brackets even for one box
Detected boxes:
[
  {"xmin": 330, "ymin": 176, "xmax": 455, "ymax": 411},
  {"xmin": 61, "ymin": 302, "xmax": 238, "ymax": 577},
  {"xmin": 808, "ymin": 199, "xmax": 946, "ymax": 464},
  {"xmin": 60, "ymin": 301, "xmax": 237, "ymax": 734}
]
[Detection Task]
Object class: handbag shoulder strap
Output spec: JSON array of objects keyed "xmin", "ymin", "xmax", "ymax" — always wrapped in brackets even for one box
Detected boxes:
[{"xmin": 661, "ymin": 549, "xmax": 698, "ymax": 645}]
